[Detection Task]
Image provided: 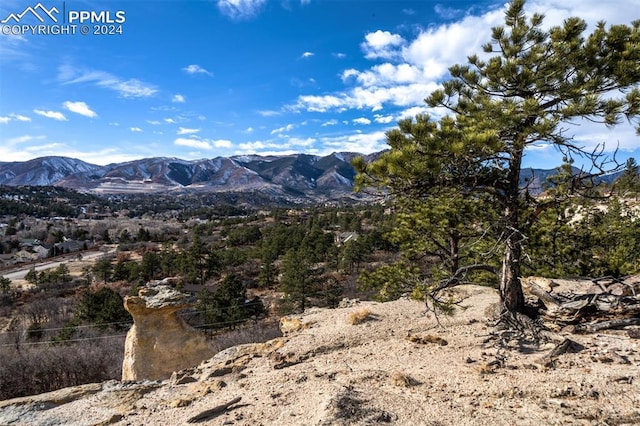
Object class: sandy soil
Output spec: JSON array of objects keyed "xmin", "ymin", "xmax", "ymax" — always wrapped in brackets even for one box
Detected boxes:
[{"xmin": 0, "ymin": 284, "xmax": 638, "ymax": 425}]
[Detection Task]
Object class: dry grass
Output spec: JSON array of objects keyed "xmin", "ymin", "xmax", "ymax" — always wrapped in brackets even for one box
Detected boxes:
[{"xmin": 347, "ymin": 308, "xmax": 373, "ymax": 325}]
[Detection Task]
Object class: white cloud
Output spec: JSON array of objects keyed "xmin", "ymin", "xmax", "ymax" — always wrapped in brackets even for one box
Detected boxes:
[
  {"xmin": 146, "ymin": 120, "xmax": 162, "ymax": 125},
  {"xmin": 175, "ymin": 137, "xmax": 211, "ymax": 150},
  {"xmin": 301, "ymin": 51, "xmax": 314, "ymax": 58},
  {"xmin": 63, "ymin": 101, "xmax": 97, "ymax": 118},
  {"xmin": 177, "ymin": 127, "xmax": 201, "ymax": 135},
  {"xmin": 7, "ymin": 135, "xmax": 45, "ymax": 144},
  {"xmin": 58, "ymin": 64, "xmax": 158, "ymax": 98},
  {"xmin": 244, "ymin": 127, "xmax": 254, "ymax": 133},
  {"xmin": 2, "ymin": 113, "xmax": 32, "ymax": 123},
  {"xmin": 293, "ymin": 82, "xmax": 438, "ymax": 112},
  {"xmin": 374, "ymin": 114, "xmax": 394, "ymax": 124},
  {"xmin": 291, "ymin": 94, "xmax": 348, "ymax": 113},
  {"xmin": 182, "ymin": 64, "xmax": 213, "ymax": 76},
  {"xmin": 321, "ymin": 119, "xmax": 338, "ymax": 127},
  {"xmin": 396, "ymin": 106, "xmax": 431, "ymax": 120},
  {"xmin": 33, "ymin": 109, "xmax": 67, "ymax": 121},
  {"xmin": 174, "ymin": 137, "xmax": 232, "ymax": 150},
  {"xmin": 333, "ymin": 52, "xmax": 346, "ymax": 59},
  {"xmin": 343, "ymin": 63, "xmax": 424, "ymax": 87},
  {"xmin": 257, "ymin": 110, "xmax": 281, "ymax": 117},
  {"xmin": 172, "ymin": 94, "xmax": 186, "ymax": 103},
  {"xmin": 353, "ymin": 117, "xmax": 372, "ymax": 125},
  {"xmin": 288, "ymin": 137, "xmax": 315, "ymax": 147},
  {"xmin": 361, "ymin": 30, "xmax": 405, "ymax": 59},
  {"xmin": 217, "ymin": 0, "xmax": 266, "ymax": 20},
  {"xmin": 238, "ymin": 136, "xmax": 315, "ymax": 152},
  {"xmin": 130, "ymin": 127, "xmax": 143, "ymax": 132},
  {"xmin": 164, "ymin": 118, "xmax": 177, "ymax": 124},
  {"xmin": 270, "ymin": 124, "xmax": 295, "ymax": 135},
  {"xmin": 320, "ymin": 131, "xmax": 388, "ymax": 154},
  {"xmin": 214, "ymin": 139, "xmax": 233, "ymax": 148}
]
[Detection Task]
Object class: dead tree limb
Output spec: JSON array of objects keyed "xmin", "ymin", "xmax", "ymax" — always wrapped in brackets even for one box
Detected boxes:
[
  {"xmin": 574, "ymin": 318, "xmax": 640, "ymax": 334},
  {"xmin": 187, "ymin": 396, "xmax": 242, "ymax": 423}
]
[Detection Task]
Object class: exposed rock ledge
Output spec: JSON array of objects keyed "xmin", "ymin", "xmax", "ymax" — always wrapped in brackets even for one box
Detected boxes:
[
  {"xmin": 1, "ymin": 284, "xmax": 639, "ymax": 426},
  {"xmin": 122, "ymin": 279, "xmax": 215, "ymax": 381}
]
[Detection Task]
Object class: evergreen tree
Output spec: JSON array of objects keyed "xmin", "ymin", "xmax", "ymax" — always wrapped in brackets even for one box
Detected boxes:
[
  {"xmin": 355, "ymin": 0, "xmax": 640, "ymax": 313},
  {"xmin": 279, "ymin": 248, "xmax": 319, "ymax": 312}
]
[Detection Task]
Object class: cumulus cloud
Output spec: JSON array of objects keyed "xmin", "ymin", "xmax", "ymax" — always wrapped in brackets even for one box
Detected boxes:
[
  {"xmin": 182, "ymin": 64, "xmax": 213, "ymax": 76},
  {"xmin": 63, "ymin": 101, "xmax": 97, "ymax": 118},
  {"xmin": 33, "ymin": 109, "xmax": 67, "ymax": 121},
  {"xmin": 353, "ymin": 117, "xmax": 372, "ymax": 125},
  {"xmin": 301, "ymin": 51, "xmax": 314, "ymax": 58},
  {"xmin": 361, "ymin": 30, "xmax": 405, "ymax": 59},
  {"xmin": 130, "ymin": 127, "xmax": 143, "ymax": 132},
  {"xmin": 172, "ymin": 94, "xmax": 186, "ymax": 103},
  {"xmin": 216, "ymin": 0, "xmax": 266, "ymax": 20},
  {"xmin": 374, "ymin": 114, "xmax": 394, "ymax": 124}
]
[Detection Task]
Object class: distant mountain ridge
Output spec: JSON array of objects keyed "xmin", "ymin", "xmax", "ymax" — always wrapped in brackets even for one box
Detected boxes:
[
  {"xmin": 0, "ymin": 153, "xmax": 379, "ymax": 203},
  {"xmin": 0, "ymin": 154, "xmax": 622, "ymax": 202}
]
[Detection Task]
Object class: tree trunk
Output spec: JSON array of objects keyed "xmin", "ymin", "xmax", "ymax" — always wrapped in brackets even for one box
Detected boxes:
[
  {"xmin": 500, "ymin": 236, "xmax": 525, "ymax": 312},
  {"xmin": 500, "ymin": 147, "xmax": 526, "ymax": 313}
]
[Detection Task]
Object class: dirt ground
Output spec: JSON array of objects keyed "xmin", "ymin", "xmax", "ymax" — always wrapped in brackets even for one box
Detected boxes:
[{"xmin": 0, "ymin": 283, "xmax": 638, "ymax": 425}]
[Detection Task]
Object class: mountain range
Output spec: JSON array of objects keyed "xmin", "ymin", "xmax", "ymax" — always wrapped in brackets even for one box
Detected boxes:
[
  {"xmin": 0, "ymin": 153, "xmax": 377, "ymax": 203},
  {"xmin": 0, "ymin": 153, "xmax": 622, "ymax": 204}
]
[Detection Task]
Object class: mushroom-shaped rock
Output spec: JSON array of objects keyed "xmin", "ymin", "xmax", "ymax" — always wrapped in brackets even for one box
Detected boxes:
[{"xmin": 122, "ymin": 282, "xmax": 214, "ymax": 381}]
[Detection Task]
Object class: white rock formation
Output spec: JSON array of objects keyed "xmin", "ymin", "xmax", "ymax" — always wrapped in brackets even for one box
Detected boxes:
[{"xmin": 121, "ymin": 281, "xmax": 214, "ymax": 381}]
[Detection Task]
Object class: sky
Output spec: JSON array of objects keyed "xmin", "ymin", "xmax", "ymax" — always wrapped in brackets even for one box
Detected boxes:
[{"xmin": 0, "ymin": 0, "xmax": 638, "ymax": 169}]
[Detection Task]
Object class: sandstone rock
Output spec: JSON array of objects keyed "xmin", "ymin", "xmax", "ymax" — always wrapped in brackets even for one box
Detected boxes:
[
  {"xmin": 279, "ymin": 317, "xmax": 314, "ymax": 335},
  {"xmin": 122, "ymin": 281, "xmax": 215, "ymax": 381}
]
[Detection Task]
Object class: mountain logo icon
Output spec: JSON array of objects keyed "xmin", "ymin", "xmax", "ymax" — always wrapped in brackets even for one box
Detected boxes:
[{"xmin": 1, "ymin": 3, "xmax": 59, "ymax": 24}]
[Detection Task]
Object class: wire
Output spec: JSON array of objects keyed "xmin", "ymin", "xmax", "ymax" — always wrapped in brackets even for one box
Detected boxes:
[
  {"xmin": 0, "ymin": 333, "xmax": 128, "ymax": 347},
  {"xmin": 0, "ymin": 300, "xmax": 267, "ymax": 335}
]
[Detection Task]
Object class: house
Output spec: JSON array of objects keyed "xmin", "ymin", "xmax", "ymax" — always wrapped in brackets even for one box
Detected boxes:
[
  {"xmin": 54, "ymin": 239, "xmax": 86, "ymax": 254},
  {"xmin": 15, "ymin": 250, "xmax": 38, "ymax": 263},
  {"xmin": 0, "ymin": 254, "xmax": 16, "ymax": 268}
]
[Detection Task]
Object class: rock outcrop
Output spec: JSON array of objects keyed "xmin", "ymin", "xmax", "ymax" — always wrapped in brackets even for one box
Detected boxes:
[
  {"xmin": 1, "ymin": 284, "xmax": 640, "ymax": 426},
  {"xmin": 122, "ymin": 281, "xmax": 215, "ymax": 381}
]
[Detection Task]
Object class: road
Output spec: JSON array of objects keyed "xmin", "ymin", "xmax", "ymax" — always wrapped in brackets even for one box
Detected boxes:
[{"xmin": 1, "ymin": 250, "xmax": 112, "ymax": 281}]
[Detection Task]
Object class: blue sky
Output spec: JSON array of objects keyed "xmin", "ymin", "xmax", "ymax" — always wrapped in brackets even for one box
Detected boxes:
[{"xmin": 0, "ymin": 0, "xmax": 638, "ymax": 168}]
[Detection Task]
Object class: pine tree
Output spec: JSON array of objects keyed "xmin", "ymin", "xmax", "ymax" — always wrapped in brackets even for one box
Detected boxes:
[{"xmin": 355, "ymin": 0, "xmax": 640, "ymax": 313}]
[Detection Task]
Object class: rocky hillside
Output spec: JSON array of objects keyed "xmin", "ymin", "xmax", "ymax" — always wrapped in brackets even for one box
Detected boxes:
[{"xmin": 1, "ymin": 284, "xmax": 638, "ymax": 425}]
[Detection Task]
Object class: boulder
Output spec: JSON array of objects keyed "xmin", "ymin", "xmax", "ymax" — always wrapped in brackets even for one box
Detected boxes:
[{"xmin": 122, "ymin": 282, "xmax": 214, "ymax": 381}]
